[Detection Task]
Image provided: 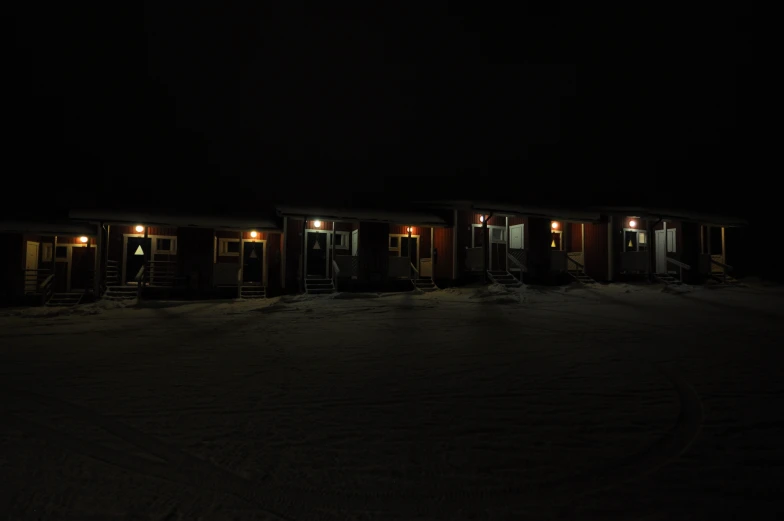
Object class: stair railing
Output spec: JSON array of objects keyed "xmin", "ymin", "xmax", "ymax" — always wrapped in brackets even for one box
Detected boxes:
[
  {"xmin": 567, "ymin": 257, "xmax": 585, "ymax": 273},
  {"xmin": 135, "ymin": 266, "xmax": 145, "ymax": 300},
  {"xmin": 410, "ymin": 262, "xmax": 419, "ymax": 280},
  {"xmin": 710, "ymin": 258, "xmax": 733, "ymax": 284},
  {"xmin": 666, "ymin": 257, "xmax": 691, "ymax": 283},
  {"xmin": 332, "ymin": 259, "xmax": 340, "ymax": 291},
  {"xmin": 506, "ymin": 253, "xmax": 526, "ymax": 279},
  {"xmin": 39, "ymin": 273, "xmax": 54, "ymax": 305}
]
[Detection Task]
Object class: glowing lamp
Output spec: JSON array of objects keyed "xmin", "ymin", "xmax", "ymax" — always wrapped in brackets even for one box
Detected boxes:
[
  {"xmin": 135, "ymin": 225, "xmax": 144, "ymax": 233},
  {"xmin": 551, "ymin": 221, "xmax": 559, "ymax": 229},
  {"xmin": 629, "ymin": 220, "xmax": 637, "ymax": 228},
  {"xmin": 250, "ymin": 231, "xmax": 258, "ymax": 238},
  {"xmin": 479, "ymin": 215, "xmax": 484, "ymax": 223},
  {"xmin": 406, "ymin": 227, "xmax": 412, "ymax": 233},
  {"xmin": 79, "ymin": 236, "xmax": 88, "ymax": 243},
  {"xmin": 313, "ymin": 220, "xmax": 322, "ymax": 228}
]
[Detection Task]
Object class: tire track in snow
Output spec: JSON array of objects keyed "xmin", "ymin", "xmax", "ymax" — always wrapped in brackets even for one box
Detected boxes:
[{"xmin": 0, "ymin": 361, "xmax": 703, "ymax": 517}]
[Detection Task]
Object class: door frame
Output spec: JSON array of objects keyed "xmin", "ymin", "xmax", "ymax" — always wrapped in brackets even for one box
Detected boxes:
[
  {"xmin": 388, "ymin": 233, "xmax": 421, "ymax": 272},
  {"xmin": 121, "ymin": 233, "xmax": 177, "ymax": 285},
  {"xmin": 508, "ymin": 224, "xmax": 524, "ymax": 250},
  {"xmin": 240, "ymin": 239, "xmax": 267, "ymax": 286},
  {"xmin": 304, "ymin": 229, "xmax": 331, "ymax": 278},
  {"xmin": 655, "ymin": 229, "xmax": 667, "ymax": 273},
  {"xmin": 55, "ymin": 243, "xmax": 89, "ymax": 292},
  {"xmin": 25, "ymin": 241, "xmax": 40, "ymax": 292}
]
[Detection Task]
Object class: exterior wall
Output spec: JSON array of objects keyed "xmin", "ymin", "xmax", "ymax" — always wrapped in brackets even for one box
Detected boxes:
[
  {"xmin": 358, "ymin": 222, "xmax": 389, "ymax": 284},
  {"xmin": 177, "ymin": 227, "xmax": 215, "ymax": 295},
  {"xmin": 527, "ymin": 217, "xmax": 553, "ymax": 281},
  {"xmin": 433, "ymin": 227, "xmax": 453, "ymax": 282},
  {"xmin": 583, "ymin": 222, "xmax": 609, "ymax": 281},
  {"xmin": 285, "ymin": 218, "xmax": 304, "ymax": 292},
  {"xmin": 569, "ymin": 223, "xmax": 583, "ymax": 252},
  {"xmin": 455, "ymin": 210, "xmax": 474, "ymax": 275},
  {"xmin": 0, "ymin": 233, "xmax": 24, "ymax": 306}
]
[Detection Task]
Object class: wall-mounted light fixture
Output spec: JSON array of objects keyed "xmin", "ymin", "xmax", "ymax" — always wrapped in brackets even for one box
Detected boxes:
[
  {"xmin": 313, "ymin": 220, "xmax": 322, "ymax": 228},
  {"xmin": 135, "ymin": 225, "xmax": 144, "ymax": 233},
  {"xmin": 79, "ymin": 236, "xmax": 88, "ymax": 243},
  {"xmin": 250, "ymin": 231, "xmax": 258, "ymax": 238}
]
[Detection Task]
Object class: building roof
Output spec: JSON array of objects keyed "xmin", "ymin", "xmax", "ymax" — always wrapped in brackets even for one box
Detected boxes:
[
  {"xmin": 276, "ymin": 206, "xmax": 449, "ymax": 227},
  {"xmin": 68, "ymin": 210, "xmax": 281, "ymax": 231},
  {"xmin": 0, "ymin": 220, "xmax": 98, "ymax": 237},
  {"xmin": 594, "ymin": 207, "xmax": 747, "ymax": 227},
  {"xmin": 418, "ymin": 200, "xmax": 604, "ymax": 222}
]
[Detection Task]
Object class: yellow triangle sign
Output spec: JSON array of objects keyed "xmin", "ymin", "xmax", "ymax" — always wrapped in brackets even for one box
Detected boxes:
[
  {"xmin": 628, "ymin": 240, "xmax": 633, "ymax": 247},
  {"xmin": 551, "ymin": 239, "xmax": 556, "ymax": 248},
  {"xmin": 249, "ymin": 248, "xmax": 257, "ymax": 259},
  {"xmin": 313, "ymin": 242, "xmax": 321, "ymax": 250},
  {"xmin": 134, "ymin": 245, "xmax": 144, "ymax": 255}
]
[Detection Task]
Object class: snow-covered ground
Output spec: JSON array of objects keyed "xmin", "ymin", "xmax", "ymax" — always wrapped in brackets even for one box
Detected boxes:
[{"xmin": 1, "ymin": 282, "xmax": 783, "ymax": 520}]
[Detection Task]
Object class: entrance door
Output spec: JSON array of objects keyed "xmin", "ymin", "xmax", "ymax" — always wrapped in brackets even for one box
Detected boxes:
[
  {"xmin": 489, "ymin": 227, "xmax": 506, "ymax": 271},
  {"xmin": 25, "ymin": 241, "xmax": 39, "ymax": 292},
  {"xmin": 306, "ymin": 231, "xmax": 328, "ymax": 277},
  {"xmin": 125, "ymin": 237, "xmax": 151, "ymax": 284},
  {"xmin": 242, "ymin": 241, "xmax": 264, "ymax": 283},
  {"xmin": 655, "ymin": 230, "xmax": 667, "ymax": 273},
  {"xmin": 401, "ymin": 236, "xmax": 418, "ymax": 271},
  {"xmin": 71, "ymin": 246, "xmax": 94, "ymax": 290},
  {"xmin": 509, "ymin": 224, "xmax": 524, "ymax": 249}
]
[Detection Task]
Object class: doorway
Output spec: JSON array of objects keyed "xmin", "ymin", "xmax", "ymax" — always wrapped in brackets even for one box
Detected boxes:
[
  {"xmin": 509, "ymin": 224, "xmax": 524, "ymax": 250},
  {"xmin": 242, "ymin": 240, "xmax": 264, "ymax": 284},
  {"xmin": 25, "ymin": 241, "xmax": 39, "ymax": 293},
  {"xmin": 489, "ymin": 227, "xmax": 506, "ymax": 270},
  {"xmin": 71, "ymin": 246, "xmax": 94, "ymax": 290},
  {"xmin": 125, "ymin": 237, "xmax": 151, "ymax": 284},
  {"xmin": 306, "ymin": 230, "xmax": 329, "ymax": 277},
  {"xmin": 655, "ymin": 230, "xmax": 667, "ymax": 273}
]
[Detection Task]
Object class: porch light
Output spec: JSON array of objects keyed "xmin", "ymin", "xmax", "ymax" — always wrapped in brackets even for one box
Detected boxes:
[
  {"xmin": 135, "ymin": 225, "xmax": 144, "ymax": 233},
  {"xmin": 313, "ymin": 220, "xmax": 322, "ymax": 228},
  {"xmin": 79, "ymin": 236, "xmax": 88, "ymax": 243},
  {"xmin": 479, "ymin": 215, "xmax": 484, "ymax": 223},
  {"xmin": 629, "ymin": 220, "xmax": 637, "ymax": 228},
  {"xmin": 551, "ymin": 221, "xmax": 559, "ymax": 229},
  {"xmin": 250, "ymin": 231, "xmax": 258, "ymax": 238},
  {"xmin": 406, "ymin": 227, "xmax": 412, "ymax": 233}
]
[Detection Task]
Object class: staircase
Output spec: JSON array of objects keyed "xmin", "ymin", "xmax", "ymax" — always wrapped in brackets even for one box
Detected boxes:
[
  {"xmin": 654, "ymin": 272, "xmax": 681, "ymax": 285},
  {"xmin": 487, "ymin": 270, "xmax": 522, "ymax": 288},
  {"xmin": 46, "ymin": 292, "xmax": 83, "ymax": 307},
  {"xmin": 412, "ymin": 276, "xmax": 439, "ymax": 292},
  {"xmin": 712, "ymin": 273, "xmax": 740, "ymax": 285},
  {"xmin": 240, "ymin": 285, "xmax": 266, "ymax": 299},
  {"xmin": 305, "ymin": 277, "xmax": 336, "ymax": 294},
  {"xmin": 568, "ymin": 269, "xmax": 598, "ymax": 285},
  {"xmin": 106, "ymin": 260, "xmax": 120, "ymax": 287},
  {"xmin": 104, "ymin": 286, "xmax": 138, "ymax": 301}
]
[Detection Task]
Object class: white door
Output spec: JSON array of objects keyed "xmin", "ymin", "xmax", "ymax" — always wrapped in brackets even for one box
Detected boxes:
[
  {"xmin": 655, "ymin": 230, "xmax": 667, "ymax": 273},
  {"xmin": 351, "ymin": 229, "xmax": 358, "ymax": 256},
  {"xmin": 509, "ymin": 224, "xmax": 524, "ymax": 249},
  {"xmin": 25, "ymin": 241, "xmax": 40, "ymax": 292}
]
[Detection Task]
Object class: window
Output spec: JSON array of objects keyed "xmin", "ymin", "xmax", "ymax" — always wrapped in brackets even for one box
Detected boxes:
[
  {"xmin": 56, "ymin": 246, "xmax": 68, "ymax": 259},
  {"xmin": 624, "ymin": 229, "xmax": 647, "ymax": 252},
  {"xmin": 42, "ymin": 243, "xmax": 53, "ymax": 262},
  {"xmin": 490, "ymin": 228, "xmax": 505, "ymax": 242},
  {"xmin": 156, "ymin": 237, "xmax": 177, "ymax": 254},
  {"xmin": 218, "ymin": 238, "xmax": 240, "ymax": 256},
  {"xmin": 389, "ymin": 236, "xmax": 399, "ymax": 249},
  {"xmin": 334, "ymin": 231, "xmax": 349, "ymax": 249}
]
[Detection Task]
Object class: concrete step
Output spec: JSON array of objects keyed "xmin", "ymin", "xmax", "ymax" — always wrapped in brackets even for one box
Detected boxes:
[
  {"xmin": 46, "ymin": 293, "xmax": 82, "ymax": 307},
  {"xmin": 306, "ymin": 288, "xmax": 335, "ymax": 294}
]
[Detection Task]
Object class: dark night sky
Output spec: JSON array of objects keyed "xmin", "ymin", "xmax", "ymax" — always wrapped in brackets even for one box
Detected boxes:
[{"xmin": 9, "ymin": 7, "xmax": 759, "ymax": 217}]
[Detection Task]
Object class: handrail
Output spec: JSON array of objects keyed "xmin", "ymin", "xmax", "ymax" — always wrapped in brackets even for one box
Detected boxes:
[
  {"xmin": 666, "ymin": 257, "xmax": 690, "ymax": 283},
  {"xmin": 710, "ymin": 258, "xmax": 733, "ymax": 271},
  {"xmin": 506, "ymin": 252, "xmax": 527, "ymax": 272},
  {"xmin": 332, "ymin": 259, "xmax": 340, "ymax": 291},
  {"xmin": 135, "ymin": 266, "xmax": 145, "ymax": 282},
  {"xmin": 39, "ymin": 274, "xmax": 54, "ymax": 291},
  {"xmin": 567, "ymin": 257, "xmax": 584, "ymax": 271},
  {"xmin": 666, "ymin": 257, "xmax": 691, "ymax": 270},
  {"xmin": 410, "ymin": 262, "xmax": 419, "ymax": 279},
  {"xmin": 39, "ymin": 274, "xmax": 54, "ymax": 305}
]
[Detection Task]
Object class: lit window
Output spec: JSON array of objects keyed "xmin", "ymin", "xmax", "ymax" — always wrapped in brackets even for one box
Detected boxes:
[{"xmin": 218, "ymin": 238, "xmax": 240, "ymax": 256}]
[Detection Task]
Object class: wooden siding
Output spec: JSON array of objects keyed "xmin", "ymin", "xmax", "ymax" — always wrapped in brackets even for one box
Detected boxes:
[
  {"xmin": 584, "ymin": 222, "xmax": 609, "ymax": 280},
  {"xmin": 526, "ymin": 217, "xmax": 553, "ymax": 278},
  {"xmin": 266, "ymin": 232, "xmax": 282, "ymax": 290},
  {"xmin": 0, "ymin": 233, "xmax": 24, "ymax": 305},
  {"xmin": 358, "ymin": 222, "xmax": 389, "ymax": 281},
  {"xmin": 455, "ymin": 210, "xmax": 475, "ymax": 273},
  {"xmin": 176, "ymin": 227, "xmax": 215, "ymax": 291},
  {"xmin": 569, "ymin": 223, "xmax": 583, "ymax": 252},
  {"xmin": 471, "ymin": 213, "xmax": 505, "ymax": 226},
  {"xmin": 433, "ymin": 227, "xmax": 453, "ymax": 280},
  {"xmin": 285, "ymin": 218, "xmax": 304, "ymax": 290}
]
